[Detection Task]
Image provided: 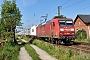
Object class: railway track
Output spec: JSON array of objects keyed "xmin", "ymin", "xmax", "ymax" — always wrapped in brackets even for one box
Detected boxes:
[
  {"xmin": 38, "ymin": 38, "xmax": 90, "ymax": 55},
  {"xmin": 68, "ymin": 44, "xmax": 90, "ymax": 54},
  {"xmin": 56, "ymin": 42, "xmax": 90, "ymax": 55}
]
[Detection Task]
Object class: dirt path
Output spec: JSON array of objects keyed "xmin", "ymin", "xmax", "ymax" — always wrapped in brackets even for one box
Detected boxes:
[
  {"xmin": 30, "ymin": 44, "xmax": 57, "ymax": 60},
  {"xmin": 18, "ymin": 45, "xmax": 32, "ymax": 60},
  {"xmin": 22, "ymin": 39, "xmax": 57, "ymax": 60}
]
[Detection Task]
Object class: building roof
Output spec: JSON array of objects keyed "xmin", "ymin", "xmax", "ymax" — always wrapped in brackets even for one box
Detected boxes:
[{"xmin": 74, "ymin": 14, "xmax": 90, "ymax": 24}]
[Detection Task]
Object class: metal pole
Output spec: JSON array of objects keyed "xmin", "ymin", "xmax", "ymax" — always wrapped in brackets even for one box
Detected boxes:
[{"xmin": 58, "ymin": 6, "xmax": 61, "ymax": 16}]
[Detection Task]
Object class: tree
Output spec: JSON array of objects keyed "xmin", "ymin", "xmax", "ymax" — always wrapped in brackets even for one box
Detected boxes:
[
  {"xmin": 54, "ymin": 15, "xmax": 66, "ymax": 18},
  {"xmin": 1, "ymin": 0, "xmax": 22, "ymax": 43},
  {"xmin": 0, "ymin": 18, "xmax": 7, "ymax": 39}
]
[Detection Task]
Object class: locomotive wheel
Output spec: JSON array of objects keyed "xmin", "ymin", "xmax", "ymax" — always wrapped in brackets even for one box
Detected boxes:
[
  {"xmin": 63, "ymin": 39, "xmax": 72, "ymax": 45},
  {"xmin": 51, "ymin": 38, "xmax": 54, "ymax": 44},
  {"xmin": 51, "ymin": 38, "xmax": 55, "ymax": 44},
  {"xmin": 49, "ymin": 38, "xmax": 51, "ymax": 43},
  {"xmin": 56, "ymin": 39, "xmax": 58, "ymax": 45},
  {"xmin": 58, "ymin": 40, "xmax": 61, "ymax": 45}
]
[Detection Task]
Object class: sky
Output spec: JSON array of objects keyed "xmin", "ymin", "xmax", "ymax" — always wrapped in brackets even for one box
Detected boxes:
[{"xmin": 0, "ymin": 0, "xmax": 90, "ymax": 29}]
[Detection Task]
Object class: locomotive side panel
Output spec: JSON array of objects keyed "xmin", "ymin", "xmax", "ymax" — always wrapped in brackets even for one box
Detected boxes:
[
  {"xmin": 36, "ymin": 26, "xmax": 41, "ymax": 37},
  {"xmin": 51, "ymin": 18, "xmax": 60, "ymax": 38},
  {"xmin": 36, "ymin": 21, "xmax": 51, "ymax": 38},
  {"xmin": 44, "ymin": 22, "xmax": 51, "ymax": 37}
]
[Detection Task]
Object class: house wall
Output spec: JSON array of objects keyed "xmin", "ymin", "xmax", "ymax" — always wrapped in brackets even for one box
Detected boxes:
[
  {"xmin": 74, "ymin": 17, "xmax": 89, "ymax": 38},
  {"xmin": 88, "ymin": 24, "xmax": 90, "ymax": 38}
]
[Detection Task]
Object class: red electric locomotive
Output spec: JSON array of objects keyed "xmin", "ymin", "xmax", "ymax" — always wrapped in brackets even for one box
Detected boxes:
[{"xmin": 36, "ymin": 17, "xmax": 75, "ymax": 44}]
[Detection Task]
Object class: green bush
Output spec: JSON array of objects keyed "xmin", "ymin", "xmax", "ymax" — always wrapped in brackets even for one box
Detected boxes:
[
  {"xmin": 0, "ymin": 41, "xmax": 20, "ymax": 60},
  {"xmin": 76, "ymin": 29, "xmax": 87, "ymax": 39}
]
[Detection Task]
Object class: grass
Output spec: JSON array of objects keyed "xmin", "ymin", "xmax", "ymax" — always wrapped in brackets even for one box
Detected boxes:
[
  {"xmin": 0, "ymin": 41, "xmax": 20, "ymax": 60},
  {"xmin": 75, "ymin": 38, "xmax": 90, "ymax": 43},
  {"xmin": 17, "ymin": 38, "xmax": 24, "ymax": 44},
  {"xmin": 24, "ymin": 44, "xmax": 41, "ymax": 60},
  {"xmin": 20, "ymin": 36, "xmax": 31, "ymax": 42}
]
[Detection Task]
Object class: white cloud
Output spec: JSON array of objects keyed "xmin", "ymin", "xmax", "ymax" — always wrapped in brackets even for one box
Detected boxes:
[{"xmin": 22, "ymin": 0, "xmax": 37, "ymax": 7}]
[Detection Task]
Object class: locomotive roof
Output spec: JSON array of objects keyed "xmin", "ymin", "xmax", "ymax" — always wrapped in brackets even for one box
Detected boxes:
[
  {"xmin": 59, "ymin": 18, "xmax": 72, "ymax": 20},
  {"xmin": 38, "ymin": 20, "xmax": 51, "ymax": 26},
  {"xmin": 38, "ymin": 18, "xmax": 72, "ymax": 26},
  {"xmin": 46, "ymin": 20, "xmax": 51, "ymax": 23}
]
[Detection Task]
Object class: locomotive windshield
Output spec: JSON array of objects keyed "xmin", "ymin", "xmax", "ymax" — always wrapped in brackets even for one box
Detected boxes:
[
  {"xmin": 59, "ymin": 21, "xmax": 66, "ymax": 26},
  {"xmin": 59, "ymin": 20, "xmax": 73, "ymax": 26}
]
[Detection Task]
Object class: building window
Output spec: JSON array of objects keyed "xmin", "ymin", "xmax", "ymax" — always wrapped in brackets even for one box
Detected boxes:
[
  {"xmin": 76, "ymin": 29, "xmax": 78, "ymax": 32},
  {"xmin": 79, "ymin": 22, "xmax": 80, "ymax": 25},
  {"xmin": 32, "ymin": 29, "xmax": 34, "ymax": 32}
]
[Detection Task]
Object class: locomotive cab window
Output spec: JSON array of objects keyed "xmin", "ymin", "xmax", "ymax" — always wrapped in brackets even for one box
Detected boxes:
[
  {"xmin": 66, "ymin": 21, "xmax": 73, "ymax": 26},
  {"xmin": 59, "ymin": 21, "xmax": 65, "ymax": 26},
  {"xmin": 59, "ymin": 20, "xmax": 73, "ymax": 26}
]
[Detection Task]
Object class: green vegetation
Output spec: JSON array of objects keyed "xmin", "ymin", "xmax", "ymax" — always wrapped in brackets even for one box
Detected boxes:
[
  {"xmin": 76, "ymin": 29, "xmax": 87, "ymax": 39},
  {"xmin": 0, "ymin": 0, "xmax": 22, "ymax": 43},
  {"xmin": 24, "ymin": 44, "xmax": 41, "ymax": 60},
  {"xmin": 22, "ymin": 36, "xmax": 31, "ymax": 42},
  {"xmin": 0, "ymin": 39, "xmax": 6, "ymax": 42},
  {"xmin": 54, "ymin": 15, "xmax": 66, "ymax": 18},
  {"xmin": 17, "ymin": 38, "xmax": 24, "ymax": 44},
  {"xmin": 75, "ymin": 38, "xmax": 90, "ymax": 43},
  {"xmin": 23, "ymin": 37, "xmax": 90, "ymax": 60},
  {"xmin": 75, "ymin": 29, "xmax": 90, "ymax": 42},
  {"xmin": 32, "ymin": 39, "xmax": 90, "ymax": 60},
  {"xmin": 0, "ymin": 0, "xmax": 22, "ymax": 59},
  {"xmin": 0, "ymin": 41, "xmax": 20, "ymax": 60}
]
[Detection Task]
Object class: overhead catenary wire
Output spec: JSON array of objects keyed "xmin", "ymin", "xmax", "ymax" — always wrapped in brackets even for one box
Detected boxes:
[
  {"xmin": 30, "ymin": 0, "xmax": 57, "ymax": 24},
  {"xmin": 62, "ymin": 0, "xmax": 86, "ymax": 9},
  {"xmin": 33, "ymin": 0, "xmax": 57, "ymax": 16},
  {"xmin": 48, "ymin": 0, "xmax": 86, "ymax": 17},
  {"xmin": 31, "ymin": 0, "xmax": 71, "ymax": 22},
  {"xmin": 61, "ymin": 0, "xmax": 71, "ymax": 6},
  {"xmin": 32, "ymin": 0, "xmax": 71, "ymax": 21},
  {"xmin": 41, "ymin": 0, "xmax": 56, "ymax": 12},
  {"xmin": 66, "ymin": 5, "xmax": 90, "ymax": 16},
  {"xmin": 48, "ymin": 0, "xmax": 71, "ymax": 15}
]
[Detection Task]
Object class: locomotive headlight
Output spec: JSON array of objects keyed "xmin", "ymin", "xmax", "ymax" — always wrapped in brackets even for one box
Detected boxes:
[
  {"xmin": 60, "ymin": 28, "xmax": 64, "ymax": 31},
  {"xmin": 71, "ymin": 28, "xmax": 74, "ymax": 31}
]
